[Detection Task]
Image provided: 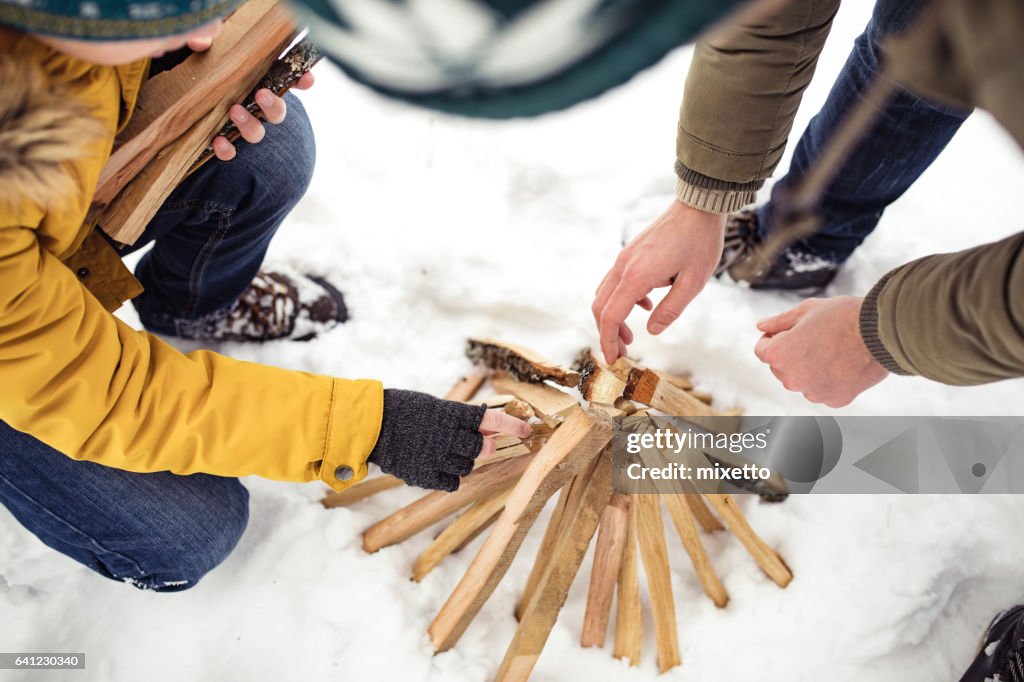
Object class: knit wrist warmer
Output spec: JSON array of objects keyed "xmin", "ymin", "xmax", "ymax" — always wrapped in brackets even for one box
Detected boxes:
[
  {"xmin": 674, "ymin": 160, "xmax": 762, "ymax": 214},
  {"xmin": 368, "ymin": 389, "xmax": 487, "ymax": 492},
  {"xmin": 859, "ymin": 273, "xmax": 914, "ymax": 376}
]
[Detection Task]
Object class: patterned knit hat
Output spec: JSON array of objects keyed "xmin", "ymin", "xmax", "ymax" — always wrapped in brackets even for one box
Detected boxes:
[
  {"xmin": 0, "ymin": 0, "xmax": 243, "ymax": 40},
  {"xmin": 290, "ymin": 0, "xmax": 745, "ymax": 118}
]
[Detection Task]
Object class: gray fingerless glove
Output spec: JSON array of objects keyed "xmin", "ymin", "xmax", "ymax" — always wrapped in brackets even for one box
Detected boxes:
[{"xmin": 368, "ymin": 389, "xmax": 487, "ymax": 492}]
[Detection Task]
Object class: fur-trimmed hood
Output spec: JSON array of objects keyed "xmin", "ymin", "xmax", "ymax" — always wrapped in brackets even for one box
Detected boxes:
[
  {"xmin": 0, "ymin": 29, "xmax": 148, "ymax": 312},
  {"xmin": 0, "ymin": 51, "xmax": 106, "ymax": 213}
]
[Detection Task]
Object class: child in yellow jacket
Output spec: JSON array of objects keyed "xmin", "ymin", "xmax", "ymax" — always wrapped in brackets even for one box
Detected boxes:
[{"xmin": 0, "ymin": 0, "xmax": 527, "ymax": 590}]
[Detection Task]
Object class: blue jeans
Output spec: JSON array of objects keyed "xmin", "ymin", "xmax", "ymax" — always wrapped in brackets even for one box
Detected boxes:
[
  {"xmin": 122, "ymin": 93, "xmax": 316, "ymax": 337},
  {"xmin": 756, "ymin": 0, "xmax": 972, "ymax": 264},
  {"xmin": 0, "ymin": 94, "xmax": 315, "ymax": 591}
]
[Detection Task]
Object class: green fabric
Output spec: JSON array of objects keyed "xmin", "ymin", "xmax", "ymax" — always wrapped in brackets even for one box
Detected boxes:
[
  {"xmin": 861, "ymin": 234, "xmax": 1024, "ymax": 385},
  {"xmin": 292, "ymin": 0, "xmax": 745, "ymax": 119},
  {"xmin": 0, "ymin": 0, "xmax": 241, "ymax": 40},
  {"xmin": 885, "ymin": 0, "xmax": 1024, "ymax": 148},
  {"xmin": 676, "ymin": 0, "xmax": 840, "ymax": 188}
]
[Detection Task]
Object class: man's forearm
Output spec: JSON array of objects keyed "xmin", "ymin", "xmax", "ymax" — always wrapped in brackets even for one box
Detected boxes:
[{"xmin": 860, "ymin": 231, "xmax": 1024, "ymax": 385}]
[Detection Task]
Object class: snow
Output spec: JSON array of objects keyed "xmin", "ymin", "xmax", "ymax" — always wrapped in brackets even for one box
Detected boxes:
[{"xmin": 3, "ymin": 2, "xmax": 1024, "ymax": 681}]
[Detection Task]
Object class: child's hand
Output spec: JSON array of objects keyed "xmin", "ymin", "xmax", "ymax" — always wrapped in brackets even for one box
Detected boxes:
[
  {"xmin": 212, "ymin": 73, "xmax": 315, "ymax": 161},
  {"xmin": 184, "ymin": 20, "xmax": 222, "ymax": 53},
  {"xmin": 367, "ymin": 389, "xmax": 532, "ymax": 492}
]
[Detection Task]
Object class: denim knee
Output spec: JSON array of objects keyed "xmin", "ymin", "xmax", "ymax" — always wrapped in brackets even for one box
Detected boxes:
[
  {"xmin": 121, "ymin": 479, "xmax": 250, "ymax": 593},
  {"xmin": 230, "ymin": 92, "xmax": 316, "ymax": 213}
]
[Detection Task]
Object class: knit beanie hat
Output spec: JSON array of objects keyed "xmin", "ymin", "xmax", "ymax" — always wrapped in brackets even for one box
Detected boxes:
[
  {"xmin": 0, "ymin": 0, "xmax": 243, "ymax": 40},
  {"xmin": 289, "ymin": 0, "xmax": 745, "ymax": 119}
]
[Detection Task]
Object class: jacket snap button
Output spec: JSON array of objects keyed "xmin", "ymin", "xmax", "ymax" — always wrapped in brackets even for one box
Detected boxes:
[
  {"xmin": 76, "ymin": 267, "xmax": 90, "ymax": 279},
  {"xmin": 334, "ymin": 465, "xmax": 354, "ymax": 481}
]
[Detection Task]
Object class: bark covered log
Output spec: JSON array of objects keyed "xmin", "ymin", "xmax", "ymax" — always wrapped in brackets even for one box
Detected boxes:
[
  {"xmin": 466, "ymin": 338, "xmax": 580, "ymax": 387},
  {"xmin": 189, "ymin": 38, "xmax": 324, "ymax": 173}
]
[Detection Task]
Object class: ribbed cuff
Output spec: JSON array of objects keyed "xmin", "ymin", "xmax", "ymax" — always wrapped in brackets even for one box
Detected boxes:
[
  {"xmin": 859, "ymin": 273, "xmax": 913, "ymax": 376},
  {"xmin": 674, "ymin": 160, "xmax": 761, "ymax": 214}
]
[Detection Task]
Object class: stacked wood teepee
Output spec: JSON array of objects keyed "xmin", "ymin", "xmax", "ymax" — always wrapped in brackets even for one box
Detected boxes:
[{"xmin": 323, "ymin": 339, "xmax": 792, "ymax": 680}]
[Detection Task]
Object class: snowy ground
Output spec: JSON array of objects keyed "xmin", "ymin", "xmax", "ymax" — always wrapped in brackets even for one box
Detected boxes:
[{"xmin": 4, "ymin": 3, "xmax": 1024, "ymax": 681}]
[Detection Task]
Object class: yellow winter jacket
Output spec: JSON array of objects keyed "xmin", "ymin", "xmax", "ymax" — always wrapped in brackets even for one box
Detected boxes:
[{"xmin": 0, "ymin": 27, "xmax": 382, "ymax": 492}]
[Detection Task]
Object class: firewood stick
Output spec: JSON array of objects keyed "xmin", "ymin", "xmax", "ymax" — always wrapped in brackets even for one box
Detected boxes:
[
  {"xmin": 94, "ymin": 8, "xmax": 296, "ymax": 245},
  {"xmin": 635, "ymin": 494, "xmax": 682, "ymax": 673},
  {"xmin": 472, "ymin": 394, "xmax": 515, "ymax": 408},
  {"xmin": 611, "ymin": 358, "xmax": 696, "ymax": 393},
  {"xmin": 581, "ymin": 492, "xmax": 630, "ymax": 648},
  {"xmin": 685, "ymin": 486, "xmax": 725, "ymax": 533},
  {"xmin": 450, "ymin": 509, "xmax": 502, "ymax": 554},
  {"xmin": 689, "ymin": 389, "xmax": 713, "ymax": 405},
  {"xmin": 662, "ymin": 494, "xmax": 729, "ymax": 607},
  {"xmin": 491, "ymin": 433, "xmax": 522, "ymax": 449},
  {"xmin": 466, "ymin": 338, "xmax": 580, "ymax": 388},
  {"xmin": 660, "ymin": 371, "xmax": 694, "ymax": 392},
  {"xmin": 514, "ymin": 454, "xmax": 597, "ymax": 621},
  {"xmin": 189, "ymin": 38, "xmax": 323, "ymax": 174},
  {"xmin": 362, "ymin": 454, "xmax": 534, "ymax": 553},
  {"xmin": 589, "ymin": 402, "xmax": 626, "ymax": 419},
  {"xmin": 428, "ymin": 409, "xmax": 612, "ymax": 652},
  {"xmin": 321, "ymin": 475, "xmax": 402, "ymax": 509},
  {"xmin": 624, "ymin": 367, "xmax": 717, "ymax": 418},
  {"xmin": 573, "ymin": 347, "xmax": 627, "ymax": 405},
  {"xmin": 614, "ymin": 397, "xmax": 639, "ymax": 415},
  {"xmin": 412, "ymin": 489, "xmax": 512, "ymax": 582},
  {"xmin": 491, "ymin": 375, "xmax": 579, "ymax": 428},
  {"xmin": 444, "ymin": 373, "xmax": 487, "ymax": 402},
  {"xmin": 613, "ymin": 499, "xmax": 642, "ymax": 666},
  {"xmin": 93, "ymin": 0, "xmax": 290, "ymax": 211},
  {"xmin": 475, "ymin": 443, "xmax": 530, "ymax": 468},
  {"xmin": 494, "ymin": 455, "xmax": 614, "ymax": 682},
  {"xmin": 609, "ymin": 356, "xmax": 641, "ymax": 382},
  {"xmin": 514, "ymin": 484, "xmax": 570, "ymax": 621},
  {"xmin": 503, "ymin": 398, "xmax": 535, "ymax": 421},
  {"xmin": 704, "ymin": 494, "xmax": 792, "ymax": 587}
]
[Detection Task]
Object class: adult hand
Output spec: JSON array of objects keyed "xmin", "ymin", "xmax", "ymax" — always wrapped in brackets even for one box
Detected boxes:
[
  {"xmin": 212, "ymin": 73, "xmax": 316, "ymax": 161},
  {"xmin": 592, "ymin": 199, "xmax": 726, "ymax": 364},
  {"xmin": 754, "ymin": 296, "xmax": 888, "ymax": 407}
]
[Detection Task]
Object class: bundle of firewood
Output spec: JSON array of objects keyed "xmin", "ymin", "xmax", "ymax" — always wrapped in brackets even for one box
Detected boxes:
[
  {"xmin": 323, "ymin": 338, "xmax": 792, "ymax": 680},
  {"xmin": 91, "ymin": 0, "xmax": 322, "ymax": 246}
]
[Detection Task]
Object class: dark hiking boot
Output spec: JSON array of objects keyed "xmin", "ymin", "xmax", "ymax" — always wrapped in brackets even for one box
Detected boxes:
[
  {"xmin": 191, "ymin": 270, "xmax": 348, "ymax": 342},
  {"xmin": 715, "ymin": 208, "xmax": 840, "ymax": 295},
  {"xmin": 960, "ymin": 605, "xmax": 1024, "ymax": 681}
]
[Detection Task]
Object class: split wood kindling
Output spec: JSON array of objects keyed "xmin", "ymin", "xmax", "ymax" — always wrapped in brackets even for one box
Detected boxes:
[
  {"xmin": 92, "ymin": 0, "xmax": 323, "ymax": 245},
  {"xmin": 322, "ymin": 339, "xmax": 792, "ymax": 679}
]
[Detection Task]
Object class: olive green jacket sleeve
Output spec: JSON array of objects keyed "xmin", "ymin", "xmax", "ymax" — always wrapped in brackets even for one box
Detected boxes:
[
  {"xmin": 675, "ymin": 0, "xmax": 840, "ymax": 213},
  {"xmin": 859, "ymin": 232, "xmax": 1024, "ymax": 385}
]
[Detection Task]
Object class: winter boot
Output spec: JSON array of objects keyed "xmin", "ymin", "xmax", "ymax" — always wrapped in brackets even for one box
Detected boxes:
[
  {"xmin": 181, "ymin": 270, "xmax": 348, "ymax": 342},
  {"xmin": 960, "ymin": 605, "xmax": 1024, "ymax": 681},
  {"xmin": 715, "ymin": 208, "xmax": 840, "ymax": 295}
]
